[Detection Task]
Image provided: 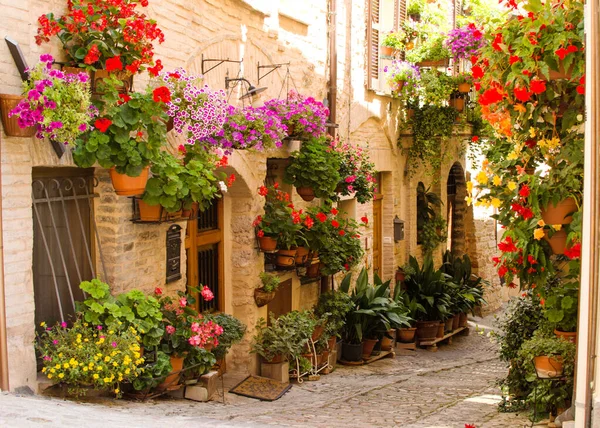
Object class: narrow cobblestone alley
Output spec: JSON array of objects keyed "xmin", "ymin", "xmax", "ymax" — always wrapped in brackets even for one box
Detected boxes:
[{"xmin": 0, "ymin": 314, "xmax": 531, "ymax": 428}]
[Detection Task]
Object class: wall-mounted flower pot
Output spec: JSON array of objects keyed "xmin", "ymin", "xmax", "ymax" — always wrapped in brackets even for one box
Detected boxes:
[
  {"xmin": 294, "ymin": 246, "xmax": 309, "ymax": 265},
  {"xmin": 92, "ymin": 69, "xmax": 133, "ymax": 94},
  {"xmin": 305, "ymin": 262, "xmax": 321, "ymax": 278},
  {"xmin": 451, "ymin": 97, "xmax": 465, "ymax": 112},
  {"xmin": 458, "ymin": 83, "xmax": 472, "ymax": 93},
  {"xmin": 0, "ymin": 94, "xmax": 36, "ymax": 137},
  {"xmin": 554, "ymin": 329, "xmax": 577, "ymax": 345},
  {"xmin": 138, "ymin": 199, "xmax": 164, "ymax": 222},
  {"xmin": 254, "ymin": 288, "xmax": 276, "ymax": 307},
  {"xmin": 276, "ymin": 248, "xmax": 297, "ymax": 266},
  {"xmin": 415, "ymin": 320, "xmax": 439, "ymax": 341},
  {"xmin": 258, "ymin": 236, "xmax": 278, "ymax": 252},
  {"xmin": 109, "ymin": 166, "xmax": 149, "ymax": 196},
  {"xmin": 544, "ymin": 229, "xmax": 568, "ymax": 255},
  {"xmin": 541, "ymin": 198, "xmax": 577, "ymax": 225},
  {"xmin": 342, "ymin": 342, "xmax": 362, "ymax": 362},
  {"xmin": 296, "ymin": 186, "xmax": 315, "ymax": 201},
  {"xmin": 416, "ymin": 59, "xmax": 449, "ymax": 68},
  {"xmin": 533, "ymin": 355, "xmax": 564, "ymax": 378},
  {"xmin": 381, "ymin": 45, "xmax": 394, "ymax": 57},
  {"xmin": 397, "ymin": 327, "xmax": 417, "ymax": 343}
]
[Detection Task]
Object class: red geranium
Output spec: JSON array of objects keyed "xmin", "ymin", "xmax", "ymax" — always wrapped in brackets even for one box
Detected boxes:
[
  {"xmin": 514, "ymin": 87, "xmax": 532, "ymax": 103},
  {"xmin": 94, "ymin": 118, "xmax": 112, "ymax": 133},
  {"xmin": 498, "ymin": 237, "xmax": 518, "ymax": 252},
  {"xmin": 331, "ymin": 220, "xmax": 340, "ymax": 228},
  {"xmin": 519, "ymin": 184, "xmax": 530, "ymax": 198},
  {"xmin": 509, "ymin": 55, "xmax": 520, "ymax": 65},
  {"xmin": 152, "ymin": 86, "xmax": 171, "ymax": 103},
  {"xmin": 84, "ymin": 44, "xmax": 100, "ymax": 65},
  {"xmin": 105, "ymin": 55, "xmax": 123, "ymax": 72},
  {"xmin": 478, "ymin": 88, "xmax": 503, "ymax": 106},
  {"xmin": 316, "ymin": 212, "xmax": 327, "ymax": 223},
  {"xmin": 529, "ymin": 79, "xmax": 546, "ymax": 94},
  {"xmin": 471, "ymin": 65, "xmax": 484, "ymax": 79},
  {"xmin": 564, "ymin": 242, "xmax": 581, "ymax": 259}
]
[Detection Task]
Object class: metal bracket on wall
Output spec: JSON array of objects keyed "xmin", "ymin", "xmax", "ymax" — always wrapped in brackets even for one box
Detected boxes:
[{"xmin": 200, "ymin": 54, "xmax": 243, "ymax": 76}]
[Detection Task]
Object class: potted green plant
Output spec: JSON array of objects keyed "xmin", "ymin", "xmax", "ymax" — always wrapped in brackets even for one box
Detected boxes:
[
  {"xmin": 394, "ymin": 291, "xmax": 423, "ymax": 343},
  {"xmin": 203, "ymin": 313, "xmax": 246, "ymax": 362},
  {"xmin": 385, "ymin": 60, "xmax": 421, "ymax": 98},
  {"xmin": 542, "ymin": 278, "xmax": 578, "ymax": 344},
  {"xmin": 314, "ymin": 289, "xmax": 354, "ymax": 351},
  {"xmin": 381, "ymin": 30, "xmax": 407, "ymax": 56},
  {"xmin": 283, "ymin": 136, "xmax": 342, "ymax": 201},
  {"xmin": 406, "ymin": 34, "xmax": 451, "ymax": 67},
  {"xmin": 454, "ymin": 74, "xmax": 473, "ymax": 94},
  {"xmin": 407, "ymin": 0, "xmax": 424, "ymax": 21},
  {"xmin": 330, "ymin": 138, "xmax": 378, "ymax": 204},
  {"xmin": 255, "ymin": 272, "xmax": 281, "ymax": 307},
  {"xmin": 73, "ymin": 76, "xmax": 169, "ymax": 195}
]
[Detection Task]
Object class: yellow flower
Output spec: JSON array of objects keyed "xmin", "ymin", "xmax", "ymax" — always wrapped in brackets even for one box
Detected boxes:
[
  {"xmin": 103, "ymin": 377, "xmax": 110, "ymax": 383},
  {"xmin": 104, "ymin": 356, "xmax": 111, "ymax": 362},
  {"xmin": 507, "ymin": 151, "xmax": 518, "ymax": 161},
  {"xmin": 466, "ymin": 181, "xmax": 473, "ymax": 193},
  {"xmin": 84, "ymin": 323, "xmax": 89, "ymax": 327},
  {"xmin": 492, "ymin": 175, "xmax": 502, "ymax": 186},
  {"xmin": 553, "ymin": 224, "xmax": 562, "ymax": 231},
  {"xmin": 491, "ymin": 198, "xmax": 501, "ymax": 208},
  {"xmin": 514, "ymin": 103, "xmax": 526, "ymax": 113},
  {"xmin": 475, "ymin": 171, "xmax": 488, "ymax": 185},
  {"xmin": 465, "ymin": 196, "xmax": 473, "ymax": 206},
  {"xmin": 50, "ymin": 368, "xmax": 56, "ymax": 374},
  {"xmin": 112, "ymin": 362, "xmax": 118, "ymax": 367},
  {"xmin": 40, "ymin": 322, "xmax": 46, "ymax": 327},
  {"xmin": 109, "ymin": 331, "xmax": 114, "ymax": 334},
  {"xmin": 96, "ymin": 366, "xmax": 103, "ymax": 371},
  {"xmin": 58, "ymin": 353, "xmax": 63, "ymax": 358},
  {"xmin": 83, "ymin": 367, "xmax": 88, "ymax": 372},
  {"xmin": 534, "ymin": 228, "xmax": 545, "ymax": 240},
  {"xmin": 55, "ymin": 364, "xmax": 61, "ymax": 369},
  {"xmin": 529, "ymin": 128, "xmax": 536, "ymax": 137},
  {"xmin": 42, "ymin": 367, "xmax": 47, "ymax": 373},
  {"xmin": 84, "ymin": 338, "xmax": 89, "ymax": 342},
  {"xmin": 58, "ymin": 373, "xmax": 64, "ymax": 379},
  {"xmin": 47, "ymin": 374, "xmax": 53, "ymax": 379},
  {"xmin": 93, "ymin": 374, "xmax": 99, "ymax": 380},
  {"xmin": 125, "ymin": 368, "xmax": 131, "ymax": 375},
  {"xmin": 507, "ymin": 181, "xmax": 517, "ymax": 191},
  {"xmin": 96, "ymin": 353, "xmax": 102, "ymax": 357},
  {"xmin": 537, "ymin": 219, "xmax": 546, "ymax": 227},
  {"xmin": 114, "ymin": 389, "xmax": 120, "ymax": 394},
  {"xmin": 63, "ymin": 363, "xmax": 70, "ymax": 369}
]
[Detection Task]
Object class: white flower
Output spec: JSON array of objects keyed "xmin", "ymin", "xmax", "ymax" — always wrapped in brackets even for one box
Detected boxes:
[
  {"xmin": 218, "ymin": 181, "xmax": 228, "ymax": 193},
  {"xmin": 577, "ymin": 114, "xmax": 583, "ymax": 121}
]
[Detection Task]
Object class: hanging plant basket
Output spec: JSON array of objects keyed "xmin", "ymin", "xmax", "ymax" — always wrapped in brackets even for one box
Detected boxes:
[
  {"xmin": 109, "ymin": 166, "xmax": 149, "ymax": 196},
  {"xmin": 0, "ymin": 94, "xmax": 36, "ymax": 137},
  {"xmin": 254, "ymin": 288, "xmax": 276, "ymax": 307},
  {"xmin": 544, "ymin": 229, "xmax": 568, "ymax": 255},
  {"xmin": 541, "ymin": 198, "xmax": 577, "ymax": 225},
  {"xmin": 296, "ymin": 186, "xmax": 316, "ymax": 201},
  {"xmin": 533, "ymin": 355, "xmax": 564, "ymax": 378}
]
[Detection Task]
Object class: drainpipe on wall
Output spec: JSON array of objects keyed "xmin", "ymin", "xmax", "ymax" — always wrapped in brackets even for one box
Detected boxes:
[{"xmin": 0, "ymin": 135, "xmax": 9, "ymax": 391}]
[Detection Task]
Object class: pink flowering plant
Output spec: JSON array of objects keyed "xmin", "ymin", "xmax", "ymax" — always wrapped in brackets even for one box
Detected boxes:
[
  {"xmin": 10, "ymin": 54, "xmax": 94, "ymax": 146},
  {"xmin": 156, "ymin": 286, "xmax": 223, "ymax": 358},
  {"xmin": 202, "ymin": 105, "xmax": 285, "ymax": 151},
  {"xmin": 159, "ymin": 68, "xmax": 228, "ymax": 146},
  {"xmin": 330, "ymin": 138, "xmax": 378, "ymax": 204},
  {"xmin": 445, "ymin": 24, "xmax": 486, "ymax": 60},
  {"xmin": 384, "ymin": 60, "xmax": 421, "ymax": 97},
  {"xmin": 262, "ymin": 90, "xmax": 329, "ymax": 140}
]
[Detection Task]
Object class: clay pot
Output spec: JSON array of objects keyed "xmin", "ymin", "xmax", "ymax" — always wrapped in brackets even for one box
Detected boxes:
[
  {"xmin": 305, "ymin": 262, "xmax": 321, "ymax": 278},
  {"xmin": 459, "ymin": 312, "xmax": 468, "ymax": 328},
  {"xmin": 547, "ymin": 61, "xmax": 574, "ymax": 81},
  {"xmin": 381, "ymin": 45, "xmax": 394, "ymax": 56},
  {"xmin": 258, "ymin": 236, "xmax": 278, "ymax": 252},
  {"xmin": 444, "ymin": 318, "xmax": 454, "ymax": 333},
  {"xmin": 0, "ymin": 94, "xmax": 36, "ymax": 137},
  {"xmin": 312, "ymin": 324, "xmax": 325, "ymax": 342},
  {"xmin": 380, "ymin": 329, "xmax": 396, "ymax": 351},
  {"xmin": 395, "ymin": 268, "xmax": 406, "ymax": 283},
  {"xmin": 541, "ymin": 198, "xmax": 578, "ymax": 225},
  {"xmin": 416, "ymin": 59, "xmax": 449, "ymax": 67},
  {"xmin": 276, "ymin": 248, "xmax": 297, "ymax": 266},
  {"xmin": 328, "ymin": 335, "xmax": 337, "ymax": 351},
  {"xmin": 342, "ymin": 342, "xmax": 362, "ymax": 362},
  {"xmin": 397, "ymin": 327, "xmax": 417, "ymax": 343},
  {"xmin": 533, "ymin": 355, "xmax": 564, "ymax": 378},
  {"xmin": 436, "ymin": 322, "xmax": 445, "ymax": 338},
  {"xmin": 294, "ymin": 246, "xmax": 310, "ymax": 265},
  {"xmin": 416, "ymin": 321, "xmax": 438, "ymax": 341},
  {"xmin": 451, "ymin": 97, "xmax": 465, "ymax": 111},
  {"xmin": 452, "ymin": 314, "xmax": 460, "ymax": 331},
  {"xmin": 296, "ymin": 186, "xmax": 316, "ymax": 201},
  {"xmin": 109, "ymin": 166, "xmax": 149, "ymax": 196},
  {"xmin": 544, "ymin": 229, "xmax": 568, "ymax": 255},
  {"xmin": 320, "ymin": 350, "xmax": 329, "ymax": 366},
  {"xmin": 264, "ymin": 354, "xmax": 285, "ymax": 364},
  {"xmin": 92, "ymin": 69, "xmax": 133, "ymax": 94},
  {"xmin": 254, "ymin": 288, "xmax": 276, "ymax": 307},
  {"xmin": 554, "ymin": 329, "xmax": 577, "ymax": 345},
  {"xmin": 458, "ymin": 83, "xmax": 471, "ymax": 93},
  {"xmin": 158, "ymin": 355, "xmax": 185, "ymax": 390},
  {"xmin": 362, "ymin": 338, "xmax": 378, "ymax": 359},
  {"xmin": 138, "ymin": 199, "xmax": 164, "ymax": 222}
]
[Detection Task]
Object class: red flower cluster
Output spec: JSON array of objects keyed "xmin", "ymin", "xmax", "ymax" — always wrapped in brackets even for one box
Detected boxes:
[
  {"xmin": 498, "ymin": 237, "xmax": 518, "ymax": 253},
  {"xmin": 84, "ymin": 44, "xmax": 101, "ymax": 65},
  {"xmin": 105, "ymin": 55, "xmax": 123, "ymax": 72},
  {"xmin": 510, "ymin": 203, "xmax": 534, "ymax": 220},
  {"xmin": 564, "ymin": 242, "xmax": 581, "ymax": 259},
  {"xmin": 577, "ymin": 75, "xmax": 585, "ymax": 95},
  {"xmin": 94, "ymin": 118, "xmax": 112, "ymax": 133},
  {"xmin": 152, "ymin": 86, "xmax": 171, "ymax": 103},
  {"xmin": 479, "ymin": 88, "xmax": 503, "ymax": 106}
]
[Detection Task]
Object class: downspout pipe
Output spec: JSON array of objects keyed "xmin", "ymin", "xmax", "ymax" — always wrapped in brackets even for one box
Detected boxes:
[
  {"xmin": 0, "ymin": 135, "xmax": 9, "ymax": 391},
  {"xmin": 327, "ymin": 0, "xmax": 337, "ymax": 138}
]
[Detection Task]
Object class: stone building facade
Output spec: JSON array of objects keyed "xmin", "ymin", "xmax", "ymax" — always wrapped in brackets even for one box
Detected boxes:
[{"xmin": 0, "ymin": 0, "xmax": 503, "ymax": 392}]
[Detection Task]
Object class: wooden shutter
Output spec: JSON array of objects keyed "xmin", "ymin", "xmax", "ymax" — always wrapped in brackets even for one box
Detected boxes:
[
  {"xmin": 366, "ymin": 0, "xmax": 380, "ymax": 90},
  {"xmin": 394, "ymin": 0, "xmax": 407, "ymax": 59}
]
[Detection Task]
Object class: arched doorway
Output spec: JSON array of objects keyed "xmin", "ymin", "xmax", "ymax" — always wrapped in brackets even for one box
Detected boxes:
[{"xmin": 446, "ymin": 163, "xmax": 467, "ymax": 255}]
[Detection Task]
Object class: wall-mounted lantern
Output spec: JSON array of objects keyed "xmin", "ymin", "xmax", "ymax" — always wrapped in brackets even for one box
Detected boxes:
[{"xmin": 394, "ymin": 216, "xmax": 405, "ymax": 242}]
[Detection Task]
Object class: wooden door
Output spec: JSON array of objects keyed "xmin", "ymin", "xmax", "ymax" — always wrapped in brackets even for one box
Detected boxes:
[
  {"xmin": 372, "ymin": 197, "xmax": 383, "ymax": 277},
  {"xmin": 267, "ymin": 278, "xmax": 292, "ymax": 324},
  {"xmin": 185, "ymin": 198, "xmax": 224, "ymax": 312}
]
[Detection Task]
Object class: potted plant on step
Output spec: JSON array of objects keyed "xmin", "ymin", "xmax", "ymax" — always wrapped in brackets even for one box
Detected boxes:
[
  {"xmin": 203, "ymin": 313, "xmax": 246, "ymax": 366},
  {"xmin": 255, "ymin": 272, "xmax": 281, "ymax": 307},
  {"xmin": 314, "ymin": 289, "xmax": 354, "ymax": 352},
  {"xmin": 519, "ymin": 330, "xmax": 575, "ymax": 382}
]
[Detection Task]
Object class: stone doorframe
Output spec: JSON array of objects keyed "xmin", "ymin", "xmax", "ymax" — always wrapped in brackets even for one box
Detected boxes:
[{"xmin": 447, "ymin": 162, "xmax": 467, "ymax": 256}]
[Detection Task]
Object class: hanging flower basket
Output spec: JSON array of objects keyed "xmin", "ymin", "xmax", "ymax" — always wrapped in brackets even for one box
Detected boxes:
[
  {"xmin": 254, "ymin": 288, "xmax": 276, "ymax": 307},
  {"xmin": 541, "ymin": 198, "xmax": 577, "ymax": 225},
  {"xmin": 109, "ymin": 166, "xmax": 149, "ymax": 196},
  {"xmin": 296, "ymin": 186, "xmax": 316, "ymax": 201},
  {"xmin": 544, "ymin": 229, "xmax": 568, "ymax": 255},
  {"xmin": 0, "ymin": 94, "xmax": 36, "ymax": 137}
]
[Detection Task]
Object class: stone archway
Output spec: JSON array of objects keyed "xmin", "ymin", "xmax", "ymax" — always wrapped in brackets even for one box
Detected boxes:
[{"xmin": 446, "ymin": 162, "xmax": 467, "ymax": 256}]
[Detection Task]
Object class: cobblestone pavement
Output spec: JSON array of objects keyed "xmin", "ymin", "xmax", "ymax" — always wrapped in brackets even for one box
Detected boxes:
[{"xmin": 0, "ymin": 313, "xmax": 532, "ymax": 428}]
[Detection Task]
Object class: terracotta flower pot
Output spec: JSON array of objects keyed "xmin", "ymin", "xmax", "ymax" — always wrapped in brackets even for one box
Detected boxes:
[
  {"xmin": 533, "ymin": 355, "xmax": 564, "ymax": 378},
  {"xmin": 305, "ymin": 262, "xmax": 322, "ymax": 278},
  {"xmin": 459, "ymin": 312, "xmax": 468, "ymax": 328},
  {"xmin": 328, "ymin": 335, "xmax": 337, "ymax": 351},
  {"xmin": 541, "ymin": 198, "xmax": 577, "ymax": 225},
  {"xmin": 138, "ymin": 199, "xmax": 164, "ymax": 222},
  {"xmin": 92, "ymin": 69, "xmax": 133, "ymax": 94},
  {"xmin": 380, "ymin": 329, "xmax": 396, "ymax": 351},
  {"xmin": 416, "ymin": 321, "xmax": 439, "ymax": 341},
  {"xmin": 0, "ymin": 94, "xmax": 36, "ymax": 137},
  {"xmin": 547, "ymin": 61, "xmax": 574, "ymax": 81},
  {"xmin": 264, "ymin": 354, "xmax": 285, "ymax": 364},
  {"xmin": 416, "ymin": 59, "xmax": 449, "ymax": 67},
  {"xmin": 294, "ymin": 246, "xmax": 310, "ymax": 265},
  {"xmin": 320, "ymin": 350, "xmax": 329, "ymax": 366},
  {"xmin": 158, "ymin": 355, "xmax": 185, "ymax": 390},
  {"xmin": 311, "ymin": 324, "xmax": 325, "ymax": 342},
  {"xmin": 109, "ymin": 166, "xmax": 149, "ymax": 196},
  {"xmin": 452, "ymin": 314, "xmax": 460, "ymax": 330},
  {"xmin": 436, "ymin": 322, "xmax": 445, "ymax": 338},
  {"xmin": 554, "ymin": 329, "xmax": 577, "ymax": 345},
  {"xmin": 296, "ymin": 186, "xmax": 316, "ymax": 201},
  {"xmin": 362, "ymin": 338, "xmax": 378, "ymax": 359},
  {"xmin": 254, "ymin": 288, "xmax": 276, "ymax": 307},
  {"xmin": 395, "ymin": 269, "xmax": 406, "ymax": 283},
  {"xmin": 544, "ymin": 229, "xmax": 568, "ymax": 255},
  {"xmin": 458, "ymin": 83, "xmax": 471, "ymax": 93},
  {"xmin": 381, "ymin": 45, "xmax": 394, "ymax": 56},
  {"xmin": 258, "ymin": 236, "xmax": 278, "ymax": 252},
  {"xmin": 398, "ymin": 327, "xmax": 417, "ymax": 343},
  {"xmin": 451, "ymin": 97, "xmax": 465, "ymax": 111},
  {"xmin": 444, "ymin": 318, "xmax": 453, "ymax": 333},
  {"xmin": 276, "ymin": 248, "xmax": 297, "ymax": 266},
  {"xmin": 406, "ymin": 108, "xmax": 415, "ymax": 119}
]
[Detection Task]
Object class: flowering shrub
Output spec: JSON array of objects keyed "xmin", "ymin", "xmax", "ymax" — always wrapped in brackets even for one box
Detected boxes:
[
  {"xmin": 73, "ymin": 76, "xmax": 168, "ymax": 176},
  {"xmin": 202, "ymin": 105, "xmax": 285, "ymax": 151},
  {"xmin": 35, "ymin": 0, "xmax": 164, "ymax": 74},
  {"xmin": 262, "ymin": 90, "xmax": 329, "ymax": 140},
  {"xmin": 384, "ymin": 60, "xmax": 420, "ymax": 96},
  {"xmin": 253, "ymin": 184, "xmax": 304, "ymax": 249},
  {"xmin": 159, "ymin": 69, "xmax": 228, "ymax": 146},
  {"xmin": 445, "ymin": 24, "xmax": 485, "ymax": 60},
  {"xmin": 9, "ymin": 54, "xmax": 93, "ymax": 146},
  {"xmin": 36, "ymin": 318, "xmax": 144, "ymax": 397},
  {"xmin": 330, "ymin": 138, "xmax": 378, "ymax": 204}
]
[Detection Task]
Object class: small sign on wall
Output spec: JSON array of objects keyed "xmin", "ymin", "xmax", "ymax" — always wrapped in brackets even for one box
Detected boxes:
[{"xmin": 166, "ymin": 224, "xmax": 182, "ymax": 283}]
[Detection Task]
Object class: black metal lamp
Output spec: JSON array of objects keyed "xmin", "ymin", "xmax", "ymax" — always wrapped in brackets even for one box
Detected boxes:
[{"xmin": 225, "ymin": 76, "xmax": 267, "ymax": 101}]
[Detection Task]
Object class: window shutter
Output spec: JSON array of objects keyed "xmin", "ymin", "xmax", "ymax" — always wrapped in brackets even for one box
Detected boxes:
[
  {"xmin": 395, "ymin": 0, "xmax": 407, "ymax": 59},
  {"xmin": 366, "ymin": 0, "xmax": 380, "ymax": 90}
]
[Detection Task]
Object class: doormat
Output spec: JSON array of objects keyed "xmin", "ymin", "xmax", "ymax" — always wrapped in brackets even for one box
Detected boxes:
[{"xmin": 229, "ymin": 375, "xmax": 291, "ymax": 401}]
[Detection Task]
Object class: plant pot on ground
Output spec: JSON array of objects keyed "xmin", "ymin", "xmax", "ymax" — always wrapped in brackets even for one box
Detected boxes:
[
  {"xmin": 362, "ymin": 338, "xmax": 378, "ymax": 359},
  {"xmin": 158, "ymin": 354, "xmax": 185, "ymax": 391},
  {"xmin": 452, "ymin": 314, "xmax": 460, "ymax": 330},
  {"xmin": 459, "ymin": 312, "xmax": 468, "ymax": 328},
  {"xmin": 380, "ymin": 329, "xmax": 396, "ymax": 351},
  {"xmin": 342, "ymin": 342, "xmax": 363, "ymax": 362},
  {"xmin": 444, "ymin": 318, "xmax": 453, "ymax": 333},
  {"xmin": 398, "ymin": 327, "xmax": 417, "ymax": 343},
  {"xmin": 436, "ymin": 322, "xmax": 445, "ymax": 338},
  {"xmin": 416, "ymin": 320, "xmax": 439, "ymax": 341}
]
